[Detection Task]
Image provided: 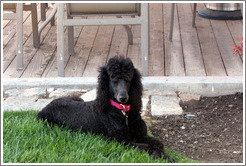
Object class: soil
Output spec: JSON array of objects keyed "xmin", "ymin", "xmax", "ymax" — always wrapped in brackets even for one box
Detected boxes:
[{"xmin": 150, "ymin": 93, "xmax": 243, "ymax": 163}]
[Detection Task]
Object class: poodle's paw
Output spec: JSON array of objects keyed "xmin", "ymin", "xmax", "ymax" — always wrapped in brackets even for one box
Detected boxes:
[
  {"xmin": 150, "ymin": 151, "xmax": 176, "ymax": 163},
  {"xmin": 163, "ymin": 154, "xmax": 176, "ymax": 163},
  {"xmin": 150, "ymin": 150, "xmax": 162, "ymax": 159},
  {"xmin": 167, "ymin": 157, "xmax": 176, "ymax": 163}
]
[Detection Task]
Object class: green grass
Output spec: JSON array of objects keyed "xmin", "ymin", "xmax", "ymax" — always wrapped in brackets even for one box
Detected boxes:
[{"xmin": 3, "ymin": 111, "xmax": 198, "ymax": 163}]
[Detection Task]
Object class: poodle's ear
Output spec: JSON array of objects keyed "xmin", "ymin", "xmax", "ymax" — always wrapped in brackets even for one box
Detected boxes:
[
  {"xmin": 96, "ymin": 66, "xmax": 110, "ymax": 109},
  {"xmin": 129, "ymin": 68, "xmax": 143, "ymax": 113}
]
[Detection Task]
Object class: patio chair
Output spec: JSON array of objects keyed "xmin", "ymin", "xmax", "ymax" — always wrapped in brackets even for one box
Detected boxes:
[
  {"xmin": 3, "ymin": 3, "xmax": 56, "ymax": 70},
  {"xmin": 169, "ymin": 3, "xmax": 197, "ymax": 41},
  {"xmin": 4, "ymin": 3, "xmax": 30, "ymax": 70},
  {"xmin": 57, "ymin": 3, "xmax": 149, "ymax": 77}
]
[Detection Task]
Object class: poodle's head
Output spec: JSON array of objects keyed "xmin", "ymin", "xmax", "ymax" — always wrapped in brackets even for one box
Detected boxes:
[
  {"xmin": 106, "ymin": 56, "xmax": 135, "ymax": 104},
  {"xmin": 97, "ymin": 56, "xmax": 143, "ymax": 110}
]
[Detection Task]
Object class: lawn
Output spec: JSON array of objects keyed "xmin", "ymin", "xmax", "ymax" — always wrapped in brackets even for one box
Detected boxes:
[{"xmin": 3, "ymin": 111, "xmax": 198, "ymax": 163}]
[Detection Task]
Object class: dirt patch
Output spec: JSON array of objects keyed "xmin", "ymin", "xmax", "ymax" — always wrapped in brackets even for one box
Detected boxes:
[{"xmin": 150, "ymin": 93, "xmax": 243, "ymax": 163}]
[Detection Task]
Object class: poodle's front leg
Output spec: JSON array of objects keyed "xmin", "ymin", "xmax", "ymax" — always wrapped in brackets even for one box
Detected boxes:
[
  {"xmin": 127, "ymin": 116, "xmax": 174, "ymax": 162},
  {"xmin": 136, "ymin": 136, "xmax": 175, "ymax": 162}
]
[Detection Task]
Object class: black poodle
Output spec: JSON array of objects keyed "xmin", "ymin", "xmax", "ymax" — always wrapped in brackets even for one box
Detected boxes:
[{"xmin": 37, "ymin": 56, "xmax": 174, "ymax": 162}]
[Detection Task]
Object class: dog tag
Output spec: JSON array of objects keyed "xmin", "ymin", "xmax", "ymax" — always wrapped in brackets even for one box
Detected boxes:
[
  {"xmin": 125, "ymin": 117, "xmax": 128, "ymax": 126},
  {"xmin": 121, "ymin": 110, "xmax": 128, "ymax": 126}
]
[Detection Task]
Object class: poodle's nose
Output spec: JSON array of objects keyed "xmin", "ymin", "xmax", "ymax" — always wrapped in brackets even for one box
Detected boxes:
[
  {"xmin": 118, "ymin": 92, "xmax": 129, "ymax": 103},
  {"xmin": 119, "ymin": 96, "xmax": 127, "ymax": 103}
]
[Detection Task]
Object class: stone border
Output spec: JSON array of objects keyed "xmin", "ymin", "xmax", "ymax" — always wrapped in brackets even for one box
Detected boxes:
[{"xmin": 3, "ymin": 76, "xmax": 243, "ymax": 97}]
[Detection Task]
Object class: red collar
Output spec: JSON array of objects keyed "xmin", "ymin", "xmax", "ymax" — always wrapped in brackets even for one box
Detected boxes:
[{"xmin": 109, "ymin": 99, "xmax": 131, "ymax": 112}]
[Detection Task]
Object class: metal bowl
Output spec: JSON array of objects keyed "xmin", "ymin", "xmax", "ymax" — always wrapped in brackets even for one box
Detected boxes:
[{"xmin": 206, "ymin": 3, "xmax": 241, "ymax": 11}]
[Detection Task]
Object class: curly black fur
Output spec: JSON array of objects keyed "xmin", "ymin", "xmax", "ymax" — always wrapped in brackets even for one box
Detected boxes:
[{"xmin": 37, "ymin": 56, "xmax": 174, "ymax": 162}]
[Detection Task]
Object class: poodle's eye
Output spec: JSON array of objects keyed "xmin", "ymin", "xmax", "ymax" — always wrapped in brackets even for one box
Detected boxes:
[
  {"xmin": 124, "ymin": 78, "xmax": 131, "ymax": 83},
  {"xmin": 112, "ymin": 80, "xmax": 118, "ymax": 84}
]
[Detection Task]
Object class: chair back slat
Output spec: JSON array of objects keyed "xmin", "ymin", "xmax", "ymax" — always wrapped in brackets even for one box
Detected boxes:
[
  {"xmin": 67, "ymin": 3, "xmax": 140, "ymax": 16},
  {"xmin": 3, "ymin": 3, "xmax": 17, "ymax": 12}
]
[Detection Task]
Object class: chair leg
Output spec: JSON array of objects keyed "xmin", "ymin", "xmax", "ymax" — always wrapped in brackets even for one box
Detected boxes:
[
  {"xmin": 40, "ymin": 3, "xmax": 46, "ymax": 21},
  {"xmin": 141, "ymin": 3, "xmax": 149, "ymax": 76},
  {"xmin": 50, "ymin": 3, "xmax": 55, "ymax": 26},
  {"xmin": 31, "ymin": 3, "xmax": 40, "ymax": 48},
  {"xmin": 67, "ymin": 26, "xmax": 75, "ymax": 56},
  {"xmin": 41, "ymin": 3, "xmax": 55, "ymax": 25},
  {"xmin": 123, "ymin": 25, "xmax": 133, "ymax": 45},
  {"xmin": 116, "ymin": 16, "xmax": 133, "ymax": 45},
  {"xmin": 169, "ymin": 3, "xmax": 175, "ymax": 42},
  {"xmin": 240, "ymin": 3, "xmax": 243, "ymax": 18},
  {"xmin": 192, "ymin": 3, "xmax": 197, "ymax": 28},
  {"xmin": 50, "ymin": 10, "xmax": 55, "ymax": 26},
  {"xmin": 16, "ymin": 3, "xmax": 24, "ymax": 70},
  {"xmin": 38, "ymin": 4, "xmax": 57, "ymax": 36},
  {"xmin": 67, "ymin": 15, "xmax": 75, "ymax": 56},
  {"xmin": 57, "ymin": 3, "xmax": 65, "ymax": 77}
]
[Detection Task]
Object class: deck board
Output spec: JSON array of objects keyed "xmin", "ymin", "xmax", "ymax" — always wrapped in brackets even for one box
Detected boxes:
[
  {"xmin": 43, "ymin": 25, "xmax": 83, "ymax": 77},
  {"xmin": 3, "ymin": 20, "xmax": 11, "ymax": 29},
  {"xmin": 127, "ymin": 25, "xmax": 141, "ymax": 72},
  {"xmin": 178, "ymin": 3, "xmax": 206, "ymax": 76},
  {"xmin": 3, "ymin": 7, "xmax": 53, "ymax": 78},
  {"xmin": 149, "ymin": 3, "xmax": 165, "ymax": 76},
  {"xmin": 83, "ymin": 24, "xmax": 115, "ymax": 77},
  {"xmin": 226, "ymin": 20, "xmax": 243, "ymax": 62},
  {"xmin": 65, "ymin": 25, "xmax": 98, "ymax": 77},
  {"xmin": 195, "ymin": 3, "xmax": 227, "ymax": 76},
  {"xmin": 211, "ymin": 19, "xmax": 243, "ymax": 76},
  {"xmin": 21, "ymin": 25, "xmax": 57, "ymax": 78},
  {"xmin": 163, "ymin": 3, "xmax": 185, "ymax": 76},
  {"xmin": 3, "ymin": 11, "xmax": 33, "ymax": 72},
  {"xmin": 108, "ymin": 25, "xmax": 129, "ymax": 60},
  {"xmin": 2, "ymin": 3, "xmax": 243, "ymax": 78},
  {"xmin": 3, "ymin": 11, "xmax": 30, "ymax": 48}
]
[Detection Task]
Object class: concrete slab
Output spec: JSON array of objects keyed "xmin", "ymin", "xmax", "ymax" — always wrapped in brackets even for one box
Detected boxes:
[
  {"xmin": 141, "ymin": 95, "xmax": 150, "ymax": 116},
  {"xmin": 36, "ymin": 99, "xmax": 54, "ymax": 110},
  {"xmin": 4, "ymin": 88, "xmax": 46, "ymax": 98},
  {"xmin": 81, "ymin": 89, "xmax": 97, "ymax": 102},
  {"xmin": 179, "ymin": 93, "xmax": 201, "ymax": 102},
  {"xmin": 151, "ymin": 95, "xmax": 183, "ymax": 116},
  {"xmin": 142, "ymin": 76, "xmax": 243, "ymax": 97},
  {"xmin": 143, "ymin": 89, "xmax": 176, "ymax": 96},
  {"xmin": 49, "ymin": 88, "xmax": 84, "ymax": 98},
  {"xmin": 4, "ymin": 97, "xmax": 38, "ymax": 111}
]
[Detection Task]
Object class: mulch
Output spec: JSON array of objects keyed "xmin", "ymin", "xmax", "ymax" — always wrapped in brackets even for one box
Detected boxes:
[{"xmin": 150, "ymin": 93, "xmax": 243, "ymax": 163}]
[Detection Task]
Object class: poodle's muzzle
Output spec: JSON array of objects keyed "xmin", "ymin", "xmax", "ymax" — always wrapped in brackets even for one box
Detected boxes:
[{"xmin": 112, "ymin": 79, "xmax": 129, "ymax": 104}]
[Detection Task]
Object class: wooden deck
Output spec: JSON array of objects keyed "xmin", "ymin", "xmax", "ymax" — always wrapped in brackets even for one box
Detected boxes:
[{"xmin": 3, "ymin": 3, "xmax": 243, "ymax": 78}]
